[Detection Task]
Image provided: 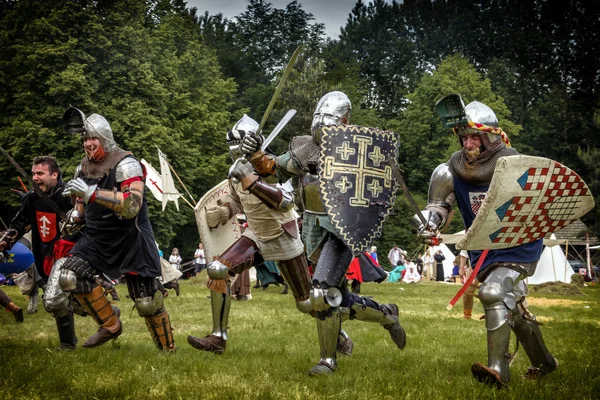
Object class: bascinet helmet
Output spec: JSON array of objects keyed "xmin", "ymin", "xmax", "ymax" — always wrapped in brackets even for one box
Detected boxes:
[
  {"xmin": 62, "ymin": 106, "xmax": 117, "ymax": 160},
  {"xmin": 458, "ymin": 101, "xmax": 501, "ymax": 152},
  {"xmin": 311, "ymin": 91, "xmax": 351, "ymax": 144},
  {"xmin": 226, "ymin": 114, "xmax": 259, "ymax": 161}
]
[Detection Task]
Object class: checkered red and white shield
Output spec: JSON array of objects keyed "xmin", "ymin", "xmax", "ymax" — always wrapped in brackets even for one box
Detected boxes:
[{"xmin": 457, "ymin": 155, "xmax": 595, "ymax": 250}]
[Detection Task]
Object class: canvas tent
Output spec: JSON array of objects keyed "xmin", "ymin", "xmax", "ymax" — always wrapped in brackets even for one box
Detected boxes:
[
  {"xmin": 528, "ymin": 234, "xmax": 575, "ymax": 284},
  {"xmin": 426, "ymin": 243, "xmax": 456, "ymax": 280}
]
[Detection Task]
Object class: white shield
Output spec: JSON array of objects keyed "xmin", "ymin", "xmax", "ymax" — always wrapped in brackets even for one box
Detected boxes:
[
  {"xmin": 457, "ymin": 155, "xmax": 595, "ymax": 250},
  {"xmin": 194, "ymin": 180, "xmax": 243, "ymax": 262}
]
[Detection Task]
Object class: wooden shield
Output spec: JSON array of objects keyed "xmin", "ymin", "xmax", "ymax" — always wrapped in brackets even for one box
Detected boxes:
[
  {"xmin": 194, "ymin": 180, "xmax": 243, "ymax": 262},
  {"xmin": 457, "ymin": 155, "xmax": 595, "ymax": 250},
  {"xmin": 319, "ymin": 125, "xmax": 399, "ymax": 253}
]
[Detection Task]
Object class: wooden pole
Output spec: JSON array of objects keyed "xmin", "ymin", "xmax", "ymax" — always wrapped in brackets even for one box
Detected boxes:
[
  {"xmin": 168, "ymin": 162, "xmax": 196, "ymax": 205},
  {"xmin": 564, "ymin": 240, "xmax": 569, "ymax": 282}
]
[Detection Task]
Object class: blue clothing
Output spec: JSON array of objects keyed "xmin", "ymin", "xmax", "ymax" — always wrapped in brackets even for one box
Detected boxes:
[
  {"xmin": 388, "ymin": 265, "xmax": 406, "ymax": 283},
  {"xmin": 453, "ymin": 176, "xmax": 543, "ymax": 271},
  {"xmin": 452, "ymin": 265, "xmax": 459, "ymax": 276}
]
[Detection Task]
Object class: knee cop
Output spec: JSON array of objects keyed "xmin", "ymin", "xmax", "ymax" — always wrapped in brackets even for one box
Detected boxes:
[
  {"xmin": 207, "ymin": 260, "xmax": 230, "ymax": 280},
  {"xmin": 126, "ymin": 275, "xmax": 164, "ymax": 317},
  {"xmin": 58, "ymin": 256, "xmax": 97, "ymax": 293}
]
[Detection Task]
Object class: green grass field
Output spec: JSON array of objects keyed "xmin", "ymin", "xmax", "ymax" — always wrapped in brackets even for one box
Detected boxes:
[{"xmin": 1, "ymin": 278, "xmax": 599, "ymax": 399}]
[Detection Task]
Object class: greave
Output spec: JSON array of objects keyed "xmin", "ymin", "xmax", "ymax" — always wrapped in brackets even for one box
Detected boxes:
[
  {"xmin": 485, "ymin": 307, "xmax": 512, "ymax": 383},
  {"xmin": 145, "ymin": 310, "xmax": 175, "ymax": 351},
  {"xmin": 277, "ymin": 255, "xmax": 311, "ymax": 302},
  {"xmin": 315, "ymin": 308, "xmax": 342, "ymax": 369},
  {"xmin": 28, "ymin": 289, "xmax": 39, "ymax": 314},
  {"xmin": 55, "ymin": 312, "xmax": 78, "ymax": 347},
  {"xmin": 350, "ymin": 301, "xmax": 396, "ymax": 325},
  {"xmin": 74, "ymin": 285, "xmax": 120, "ymax": 334},
  {"xmin": 510, "ymin": 309, "xmax": 557, "ymax": 374},
  {"xmin": 210, "ymin": 286, "xmax": 231, "ymax": 340}
]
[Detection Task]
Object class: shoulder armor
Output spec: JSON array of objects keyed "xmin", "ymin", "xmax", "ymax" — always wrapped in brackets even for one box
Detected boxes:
[
  {"xmin": 115, "ymin": 157, "xmax": 143, "ymax": 182},
  {"xmin": 428, "ymin": 163, "xmax": 454, "ymax": 207}
]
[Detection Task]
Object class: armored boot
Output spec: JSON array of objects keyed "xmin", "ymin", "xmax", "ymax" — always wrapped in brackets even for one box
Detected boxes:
[
  {"xmin": 310, "ymin": 308, "xmax": 342, "ymax": 376},
  {"xmin": 55, "ymin": 312, "xmax": 78, "ymax": 351},
  {"xmin": 74, "ymin": 285, "xmax": 122, "ymax": 348},
  {"xmin": 471, "ymin": 305, "xmax": 511, "ymax": 388},
  {"xmin": 337, "ymin": 329, "xmax": 354, "ymax": 357},
  {"xmin": 188, "ymin": 287, "xmax": 231, "ymax": 355},
  {"xmin": 145, "ymin": 310, "xmax": 176, "ymax": 352},
  {"xmin": 350, "ymin": 301, "xmax": 406, "ymax": 350},
  {"xmin": 511, "ymin": 305, "xmax": 558, "ymax": 379},
  {"xmin": 28, "ymin": 288, "xmax": 39, "ymax": 314}
]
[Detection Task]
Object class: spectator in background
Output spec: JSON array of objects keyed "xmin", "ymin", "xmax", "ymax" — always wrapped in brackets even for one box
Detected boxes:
[
  {"xmin": 387, "ymin": 244, "xmax": 403, "ymax": 267},
  {"xmin": 422, "ymin": 250, "xmax": 433, "ymax": 279},
  {"xmin": 169, "ymin": 248, "xmax": 182, "ymax": 271},
  {"xmin": 370, "ymin": 246, "xmax": 378, "ymax": 264},
  {"xmin": 415, "ymin": 254, "xmax": 424, "ymax": 275},
  {"xmin": 194, "ymin": 243, "xmax": 206, "ymax": 276},
  {"xmin": 387, "ymin": 260, "xmax": 406, "ymax": 283},
  {"xmin": 434, "ymin": 249, "xmax": 445, "ymax": 282},
  {"xmin": 402, "ymin": 262, "xmax": 421, "ymax": 283}
]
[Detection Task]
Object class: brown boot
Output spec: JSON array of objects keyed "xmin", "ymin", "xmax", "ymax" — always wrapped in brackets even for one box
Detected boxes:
[
  {"xmin": 7, "ymin": 302, "xmax": 24, "ymax": 323},
  {"xmin": 471, "ymin": 362, "xmax": 506, "ymax": 389},
  {"xmin": 145, "ymin": 310, "xmax": 176, "ymax": 352},
  {"xmin": 187, "ymin": 334, "xmax": 226, "ymax": 354},
  {"xmin": 74, "ymin": 286, "xmax": 122, "ymax": 348},
  {"xmin": 464, "ymin": 308, "xmax": 473, "ymax": 320}
]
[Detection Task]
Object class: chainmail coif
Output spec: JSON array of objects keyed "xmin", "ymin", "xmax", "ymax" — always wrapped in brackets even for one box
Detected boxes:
[{"xmin": 448, "ymin": 144, "xmax": 519, "ymax": 185}]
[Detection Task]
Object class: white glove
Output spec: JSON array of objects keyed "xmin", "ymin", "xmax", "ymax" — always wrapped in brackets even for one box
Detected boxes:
[
  {"xmin": 63, "ymin": 178, "xmax": 97, "ymax": 203},
  {"xmin": 239, "ymin": 133, "xmax": 264, "ymax": 155}
]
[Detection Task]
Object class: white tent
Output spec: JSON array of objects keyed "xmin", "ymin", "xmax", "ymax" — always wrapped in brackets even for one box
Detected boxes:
[
  {"xmin": 528, "ymin": 234, "xmax": 575, "ymax": 284},
  {"xmin": 426, "ymin": 243, "xmax": 457, "ymax": 280}
]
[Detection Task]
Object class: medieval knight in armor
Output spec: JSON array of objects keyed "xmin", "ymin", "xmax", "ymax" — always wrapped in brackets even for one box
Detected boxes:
[
  {"xmin": 59, "ymin": 107, "xmax": 175, "ymax": 351},
  {"xmin": 240, "ymin": 92, "xmax": 406, "ymax": 375},
  {"xmin": 187, "ymin": 114, "xmax": 354, "ymax": 356},
  {"xmin": 415, "ymin": 96, "xmax": 557, "ymax": 387}
]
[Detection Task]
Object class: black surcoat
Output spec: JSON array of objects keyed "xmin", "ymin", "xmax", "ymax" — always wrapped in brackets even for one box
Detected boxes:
[{"xmin": 71, "ymin": 155, "xmax": 161, "ymax": 279}]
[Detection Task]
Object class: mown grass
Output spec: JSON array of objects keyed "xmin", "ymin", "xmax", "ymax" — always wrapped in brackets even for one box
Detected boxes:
[{"xmin": 1, "ymin": 277, "xmax": 599, "ymax": 399}]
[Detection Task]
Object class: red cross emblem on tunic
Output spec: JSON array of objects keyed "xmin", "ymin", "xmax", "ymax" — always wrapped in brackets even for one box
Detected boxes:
[{"xmin": 36, "ymin": 211, "xmax": 57, "ymax": 243}]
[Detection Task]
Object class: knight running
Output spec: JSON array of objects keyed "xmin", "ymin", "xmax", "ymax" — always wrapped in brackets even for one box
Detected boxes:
[
  {"xmin": 59, "ymin": 107, "xmax": 175, "ymax": 351},
  {"xmin": 187, "ymin": 114, "xmax": 354, "ymax": 356},
  {"xmin": 240, "ymin": 91, "xmax": 406, "ymax": 375},
  {"xmin": 415, "ymin": 95, "xmax": 557, "ymax": 387}
]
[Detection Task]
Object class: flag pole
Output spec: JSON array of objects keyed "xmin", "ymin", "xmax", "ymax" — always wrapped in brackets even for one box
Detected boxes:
[{"xmin": 168, "ymin": 162, "xmax": 196, "ymax": 205}]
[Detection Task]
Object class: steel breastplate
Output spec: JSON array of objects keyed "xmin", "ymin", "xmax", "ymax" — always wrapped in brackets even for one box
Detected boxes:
[{"xmin": 301, "ymin": 173, "xmax": 326, "ymax": 214}]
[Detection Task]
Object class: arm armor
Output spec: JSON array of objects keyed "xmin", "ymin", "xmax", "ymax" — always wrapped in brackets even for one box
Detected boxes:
[
  {"xmin": 247, "ymin": 181, "xmax": 295, "ymax": 211},
  {"xmin": 0, "ymin": 228, "xmax": 19, "ymax": 252},
  {"xmin": 249, "ymin": 150, "xmax": 277, "ymax": 177},
  {"xmin": 94, "ymin": 180, "xmax": 144, "ymax": 219},
  {"xmin": 421, "ymin": 163, "xmax": 455, "ymax": 228}
]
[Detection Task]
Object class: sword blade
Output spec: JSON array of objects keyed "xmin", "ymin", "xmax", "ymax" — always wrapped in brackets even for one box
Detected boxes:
[
  {"xmin": 256, "ymin": 45, "xmax": 303, "ymax": 136},
  {"xmin": 0, "ymin": 147, "xmax": 68, "ymax": 221},
  {"xmin": 388, "ymin": 156, "xmax": 428, "ymax": 227},
  {"xmin": 261, "ymin": 109, "xmax": 297, "ymax": 152}
]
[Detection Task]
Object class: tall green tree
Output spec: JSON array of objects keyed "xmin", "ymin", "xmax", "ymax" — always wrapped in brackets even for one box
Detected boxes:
[{"xmin": 0, "ymin": 0, "xmax": 236, "ymax": 254}]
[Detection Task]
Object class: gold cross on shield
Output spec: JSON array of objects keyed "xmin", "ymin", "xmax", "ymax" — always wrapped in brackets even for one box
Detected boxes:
[{"xmin": 322, "ymin": 135, "xmax": 393, "ymax": 207}]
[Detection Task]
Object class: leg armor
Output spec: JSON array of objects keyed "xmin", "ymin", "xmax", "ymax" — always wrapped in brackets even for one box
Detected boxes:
[
  {"xmin": 126, "ymin": 274, "xmax": 175, "ymax": 351},
  {"xmin": 347, "ymin": 295, "xmax": 406, "ymax": 350},
  {"xmin": 43, "ymin": 258, "xmax": 71, "ymax": 318},
  {"xmin": 308, "ymin": 235, "xmax": 353, "ymax": 375},
  {"xmin": 55, "ymin": 312, "xmax": 78, "ymax": 350},
  {"xmin": 473, "ymin": 267, "xmax": 522, "ymax": 387},
  {"xmin": 28, "ymin": 287, "xmax": 39, "ymax": 314},
  {"xmin": 59, "ymin": 255, "xmax": 121, "ymax": 348},
  {"xmin": 188, "ymin": 237, "xmax": 261, "ymax": 354},
  {"xmin": 511, "ymin": 290, "xmax": 557, "ymax": 379},
  {"xmin": 276, "ymin": 253, "xmax": 312, "ymax": 312}
]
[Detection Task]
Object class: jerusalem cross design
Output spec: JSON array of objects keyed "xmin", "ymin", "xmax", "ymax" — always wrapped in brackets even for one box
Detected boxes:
[{"xmin": 319, "ymin": 125, "xmax": 398, "ymax": 253}]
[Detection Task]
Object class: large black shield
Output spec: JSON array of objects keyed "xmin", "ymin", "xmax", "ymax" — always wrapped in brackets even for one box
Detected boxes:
[{"xmin": 319, "ymin": 125, "xmax": 399, "ymax": 254}]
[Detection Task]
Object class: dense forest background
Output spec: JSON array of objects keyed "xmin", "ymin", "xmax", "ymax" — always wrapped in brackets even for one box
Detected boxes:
[{"xmin": 1, "ymin": 0, "xmax": 598, "ymax": 265}]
